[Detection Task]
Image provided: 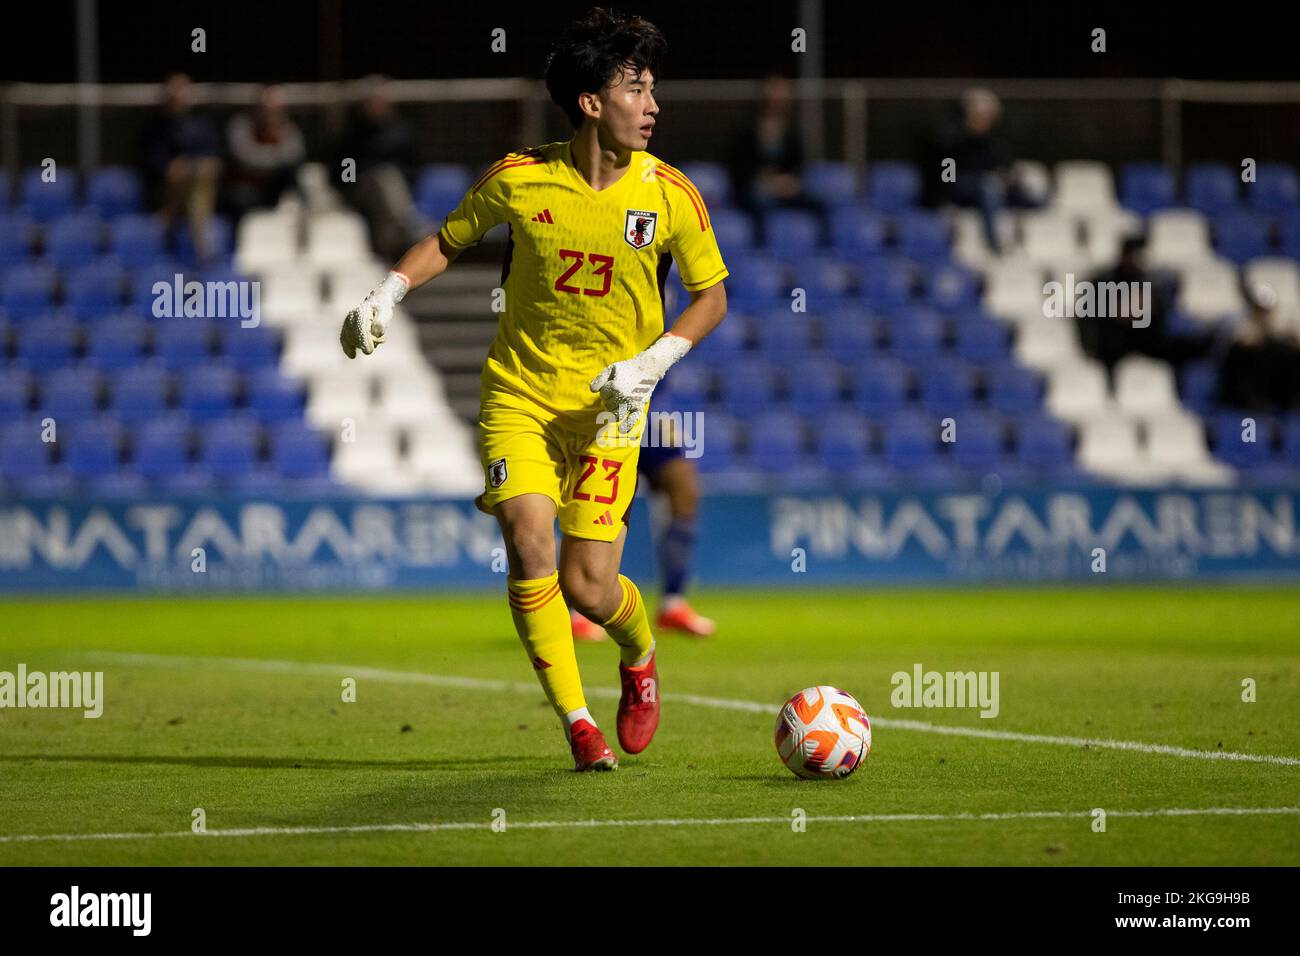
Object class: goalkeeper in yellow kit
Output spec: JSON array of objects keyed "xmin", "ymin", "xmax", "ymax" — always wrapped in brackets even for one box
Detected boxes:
[{"xmin": 339, "ymin": 8, "xmax": 727, "ymax": 770}]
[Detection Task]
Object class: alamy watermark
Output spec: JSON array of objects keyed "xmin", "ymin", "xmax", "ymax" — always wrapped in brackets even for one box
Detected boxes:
[
  {"xmin": 890, "ymin": 663, "xmax": 1000, "ymax": 718},
  {"xmin": 596, "ymin": 409, "xmax": 703, "ymax": 457},
  {"xmin": 152, "ymin": 273, "xmax": 261, "ymax": 328},
  {"xmin": 1042, "ymin": 273, "xmax": 1150, "ymax": 328},
  {"xmin": 0, "ymin": 664, "xmax": 103, "ymax": 718}
]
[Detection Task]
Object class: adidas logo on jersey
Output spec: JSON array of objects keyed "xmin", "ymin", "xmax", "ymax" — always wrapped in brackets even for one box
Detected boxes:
[
  {"xmin": 593, "ymin": 510, "xmax": 614, "ymax": 526},
  {"xmin": 530, "ymin": 209, "xmax": 555, "ymax": 223}
]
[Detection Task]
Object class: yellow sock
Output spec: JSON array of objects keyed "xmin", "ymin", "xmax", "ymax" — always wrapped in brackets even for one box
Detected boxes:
[
  {"xmin": 602, "ymin": 575, "xmax": 655, "ymax": 667},
  {"xmin": 508, "ymin": 572, "xmax": 586, "ymax": 718}
]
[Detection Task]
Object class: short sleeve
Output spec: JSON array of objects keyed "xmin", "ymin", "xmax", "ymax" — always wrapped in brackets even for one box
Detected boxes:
[
  {"xmin": 658, "ymin": 166, "xmax": 729, "ymax": 292},
  {"xmin": 439, "ymin": 159, "xmax": 513, "ymax": 252}
]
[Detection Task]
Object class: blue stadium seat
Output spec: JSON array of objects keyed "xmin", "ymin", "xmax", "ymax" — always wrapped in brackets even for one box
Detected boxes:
[
  {"xmin": 155, "ymin": 320, "xmax": 214, "ymax": 369},
  {"xmin": 1015, "ymin": 415, "xmax": 1072, "ymax": 470},
  {"xmin": 86, "ymin": 167, "xmax": 144, "ymax": 219},
  {"xmin": 1283, "ymin": 220, "xmax": 1300, "ymax": 259},
  {"xmin": 1213, "ymin": 212, "xmax": 1273, "ymax": 264},
  {"xmin": 66, "ymin": 261, "xmax": 126, "ymax": 319},
  {"xmin": 764, "ymin": 209, "xmax": 822, "ymax": 256},
  {"xmin": 17, "ymin": 316, "xmax": 78, "ymax": 370},
  {"xmin": 693, "ymin": 413, "xmax": 738, "ymax": 474},
  {"xmin": 1120, "ymin": 163, "xmax": 1177, "ymax": 215},
  {"xmin": 132, "ymin": 417, "xmax": 192, "ymax": 481},
  {"xmin": 724, "ymin": 256, "xmax": 786, "ymax": 310},
  {"xmin": 131, "ymin": 261, "xmax": 185, "ymax": 313},
  {"xmin": 1178, "ymin": 358, "xmax": 1220, "ymax": 414},
  {"xmin": 416, "ymin": 164, "xmax": 472, "ymax": 219},
  {"xmin": 814, "ymin": 409, "xmax": 872, "ymax": 471},
  {"xmin": 0, "ymin": 420, "xmax": 57, "ymax": 485},
  {"xmin": 918, "ymin": 358, "xmax": 977, "ymax": 414},
  {"xmin": 39, "ymin": 368, "xmax": 100, "ymax": 420},
  {"xmin": 0, "ymin": 169, "xmax": 8, "ymax": 212},
  {"xmin": 246, "ymin": 368, "xmax": 305, "ymax": 423},
  {"xmin": 925, "ymin": 264, "xmax": 980, "ymax": 312},
  {"xmin": 1281, "ymin": 417, "xmax": 1300, "ymax": 465},
  {"xmin": 857, "ymin": 257, "xmax": 915, "ymax": 309},
  {"xmin": 787, "ymin": 357, "xmax": 845, "ymax": 415},
  {"xmin": 86, "ymin": 315, "xmax": 149, "ymax": 370},
  {"xmin": 0, "ymin": 368, "xmax": 33, "ymax": 417},
  {"xmin": 793, "ymin": 257, "xmax": 855, "ymax": 307},
  {"xmin": 710, "ymin": 208, "xmax": 757, "ymax": 253},
  {"xmin": 159, "ymin": 467, "xmax": 218, "ymax": 496},
  {"xmin": 218, "ymin": 323, "xmax": 280, "ymax": 371},
  {"xmin": 180, "ymin": 364, "xmax": 239, "ymax": 421},
  {"xmin": 270, "ymin": 421, "xmax": 330, "ymax": 479},
  {"xmin": 882, "ymin": 412, "xmax": 939, "ymax": 470},
  {"xmin": 805, "ymin": 162, "xmax": 859, "ymax": 205},
  {"xmin": 202, "ymin": 418, "xmax": 260, "ymax": 479},
  {"xmin": 2, "ymin": 264, "xmax": 58, "ymax": 316},
  {"xmin": 174, "ymin": 215, "xmax": 233, "ymax": 264},
  {"xmin": 62, "ymin": 419, "xmax": 122, "ymax": 480},
  {"xmin": 110, "ymin": 215, "xmax": 166, "ymax": 267},
  {"xmin": 820, "ymin": 309, "xmax": 878, "ymax": 362},
  {"xmin": 896, "ymin": 210, "xmax": 951, "ymax": 263},
  {"xmin": 867, "ymin": 162, "xmax": 921, "ymax": 212},
  {"xmin": 851, "ymin": 356, "xmax": 911, "ymax": 415},
  {"xmin": 1186, "ymin": 164, "xmax": 1239, "ymax": 215},
  {"xmin": 752, "ymin": 310, "xmax": 817, "ymax": 360},
  {"xmin": 748, "ymin": 411, "xmax": 806, "ymax": 473},
  {"xmin": 88, "ymin": 470, "xmax": 149, "ymax": 498},
  {"xmin": 719, "ymin": 357, "xmax": 777, "ymax": 420},
  {"xmin": 111, "ymin": 366, "xmax": 172, "ymax": 424},
  {"xmin": 986, "ymin": 363, "xmax": 1042, "ymax": 413},
  {"xmin": 949, "ymin": 412, "xmax": 1005, "ymax": 471},
  {"xmin": 887, "ymin": 311, "xmax": 945, "ymax": 363},
  {"xmin": 1211, "ymin": 413, "xmax": 1272, "ymax": 468},
  {"xmin": 677, "ymin": 162, "xmax": 730, "ymax": 208},
  {"xmin": 828, "ymin": 207, "xmax": 887, "ymax": 257},
  {"xmin": 20, "ymin": 168, "xmax": 79, "ymax": 223},
  {"xmin": 1250, "ymin": 163, "xmax": 1298, "ymax": 213},
  {"xmin": 689, "ymin": 312, "xmax": 749, "ymax": 363},
  {"xmin": 953, "ymin": 318, "xmax": 1010, "ymax": 363},
  {"xmin": 660, "ymin": 362, "xmax": 711, "ymax": 410},
  {"xmin": 0, "ymin": 214, "xmax": 34, "ymax": 266},
  {"xmin": 45, "ymin": 213, "xmax": 104, "ymax": 267}
]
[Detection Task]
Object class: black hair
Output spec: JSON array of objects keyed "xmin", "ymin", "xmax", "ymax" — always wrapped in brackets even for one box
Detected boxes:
[{"xmin": 544, "ymin": 8, "xmax": 665, "ymax": 128}]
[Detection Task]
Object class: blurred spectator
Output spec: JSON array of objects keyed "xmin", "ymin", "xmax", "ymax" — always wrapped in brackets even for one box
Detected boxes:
[
  {"xmin": 139, "ymin": 73, "xmax": 223, "ymax": 261},
  {"xmin": 927, "ymin": 88, "xmax": 1038, "ymax": 250},
  {"xmin": 728, "ymin": 74, "xmax": 825, "ymax": 244},
  {"xmin": 224, "ymin": 84, "xmax": 305, "ymax": 221},
  {"xmin": 1219, "ymin": 281, "xmax": 1300, "ymax": 411},
  {"xmin": 1076, "ymin": 235, "xmax": 1194, "ymax": 372},
  {"xmin": 335, "ymin": 75, "xmax": 429, "ymax": 260}
]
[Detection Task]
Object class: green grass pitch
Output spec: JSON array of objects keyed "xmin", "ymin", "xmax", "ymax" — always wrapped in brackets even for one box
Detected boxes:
[{"xmin": 1, "ymin": 586, "xmax": 1297, "ymax": 866}]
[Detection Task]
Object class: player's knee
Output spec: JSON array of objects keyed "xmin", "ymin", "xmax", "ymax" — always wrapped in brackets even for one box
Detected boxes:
[
  {"xmin": 558, "ymin": 564, "xmax": 612, "ymax": 617},
  {"xmin": 504, "ymin": 529, "xmax": 555, "ymax": 579}
]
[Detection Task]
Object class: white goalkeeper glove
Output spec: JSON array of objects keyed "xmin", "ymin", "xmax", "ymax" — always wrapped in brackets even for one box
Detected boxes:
[
  {"xmin": 340, "ymin": 270, "xmax": 410, "ymax": 358},
  {"xmin": 589, "ymin": 332, "xmax": 692, "ymax": 434}
]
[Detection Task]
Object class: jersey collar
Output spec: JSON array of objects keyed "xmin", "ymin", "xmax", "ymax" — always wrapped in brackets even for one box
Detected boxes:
[{"xmin": 564, "ymin": 140, "xmax": 639, "ymax": 200}]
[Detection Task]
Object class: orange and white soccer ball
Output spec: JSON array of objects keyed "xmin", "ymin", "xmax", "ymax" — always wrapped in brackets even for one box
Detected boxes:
[{"xmin": 774, "ymin": 686, "xmax": 872, "ymax": 779}]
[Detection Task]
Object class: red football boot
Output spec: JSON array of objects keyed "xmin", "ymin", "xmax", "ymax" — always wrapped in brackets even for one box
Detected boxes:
[
  {"xmin": 656, "ymin": 599, "xmax": 716, "ymax": 637},
  {"xmin": 568, "ymin": 719, "xmax": 618, "ymax": 771},
  {"xmin": 570, "ymin": 609, "xmax": 607, "ymax": 642},
  {"xmin": 617, "ymin": 651, "xmax": 660, "ymax": 754}
]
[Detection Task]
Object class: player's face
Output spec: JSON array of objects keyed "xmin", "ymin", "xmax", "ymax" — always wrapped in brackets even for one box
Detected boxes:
[{"xmin": 598, "ymin": 67, "xmax": 658, "ymax": 151}]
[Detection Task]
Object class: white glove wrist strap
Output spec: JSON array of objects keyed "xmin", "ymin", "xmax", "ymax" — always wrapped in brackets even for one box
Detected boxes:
[
  {"xmin": 643, "ymin": 333, "xmax": 692, "ymax": 380},
  {"xmin": 381, "ymin": 271, "xmax": 410, "ymax": 304}
]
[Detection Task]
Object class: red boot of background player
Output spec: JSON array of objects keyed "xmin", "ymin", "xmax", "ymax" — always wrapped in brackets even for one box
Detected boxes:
[
  {"xmin": 568, "ymin": 719, "xmax": 617, "ymax": 771},
  {"xmin": 617, "ymin": 651, "xmax": 660, "ymax": 754},
  {"xmin": 570, "ymin": 609, "xmax": 607, "ymax": 642},
  {"xmin": 656, "ymin": 598, "xmax": 716, "ymax": 637}
]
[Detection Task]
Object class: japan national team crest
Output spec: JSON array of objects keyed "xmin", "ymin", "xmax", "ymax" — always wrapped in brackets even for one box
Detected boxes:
[
  {"xmin": 624, "ymin": 209, "xmax": 658, "ymax": 249},
  {"xmin": 488, "ymin": 457, "xmax": 508, "ymax": 488}
]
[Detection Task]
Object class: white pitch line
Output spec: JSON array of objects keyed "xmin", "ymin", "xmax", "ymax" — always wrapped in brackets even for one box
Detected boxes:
[
  {"xmin": 2, "ymin": 806, "xmax": 1298, "ymax": 845},
  {"xmin": 80, "ymin": 651, "xmax": 1300, "ymax": 767}
]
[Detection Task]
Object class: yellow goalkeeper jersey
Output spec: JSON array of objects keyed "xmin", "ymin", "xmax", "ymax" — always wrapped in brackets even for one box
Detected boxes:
[{"xmin": 439, "ymin": 140, "xmax": 728, "ymax": 426}]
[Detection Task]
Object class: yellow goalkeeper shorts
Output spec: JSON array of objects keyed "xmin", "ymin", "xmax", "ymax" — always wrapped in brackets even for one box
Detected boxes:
[{"xmin": 475, "ymin": 394, "xmax": 644, "ymax": 543}]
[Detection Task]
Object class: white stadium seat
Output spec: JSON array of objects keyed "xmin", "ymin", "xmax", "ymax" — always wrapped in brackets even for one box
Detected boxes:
[
  {"xmin": 1147, "ymin": 209, "xmax": 1212, "ymax": 267},
  {"xmin": 1014, "ymin": 318, "xmax": 1084, "ymax": 371},
  {"xmin": 1114, "ymin": 355, "xmax": 1180, "ymax": 417},
  {"xmin": 1176, "ymin": 257, "xmax": 1244, "ymax": 322},
  {"xmin": 235, "ymin": 210, "xmax": 301, "ymax": 272},
  {"xmin": 1051, "ymin": 161, "xmax": 1118, "ymax": 214},
  {"xmin": 1045, "ymin": 360, "xmax": 1113, "ymax": 423},
  {"xmin": 305, "ymin": 210, "xmax": 372, "ymax": 266}
]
